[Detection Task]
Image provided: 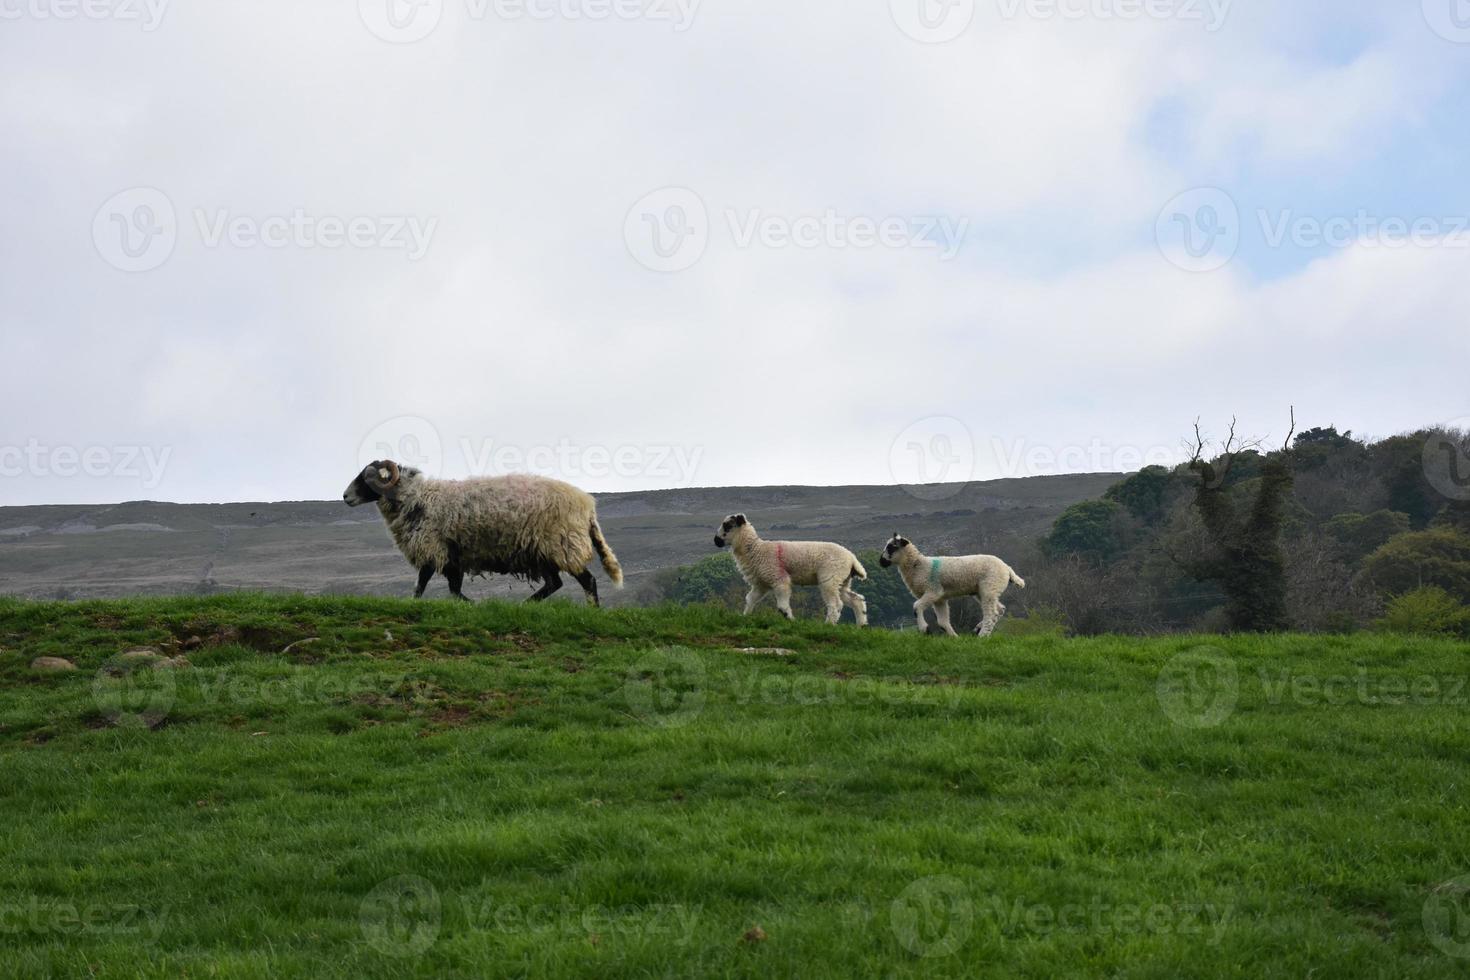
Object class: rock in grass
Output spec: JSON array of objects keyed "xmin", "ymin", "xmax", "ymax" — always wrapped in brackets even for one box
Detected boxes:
[
  {"xmin": 31, "ymin": 656, "xmax": 77, "ymax": 673},
  {"xmin": 118, "ymin": 647, "xmax": 164, "ymax": 664},
  {"xmin": 152, "ymin": 656, "xmax": 192, "ymax": 670},
  {"xmin": 742, "ymin": 925, "xmax": 768, "ymax": 944},
  {"xmin": 736, "ymin": 648, "xmax": 796, "ymax": 658}
]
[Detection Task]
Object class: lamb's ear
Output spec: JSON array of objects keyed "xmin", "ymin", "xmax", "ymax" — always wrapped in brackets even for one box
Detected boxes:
[{"xmin": 734, "ymin": 514, "xmax": 748, "ymax": 526}]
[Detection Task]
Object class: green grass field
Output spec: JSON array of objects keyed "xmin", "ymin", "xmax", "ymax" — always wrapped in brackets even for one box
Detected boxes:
[{"xmin": 2, "ymin": 595, "xmax": 1469, "ymax": 978}]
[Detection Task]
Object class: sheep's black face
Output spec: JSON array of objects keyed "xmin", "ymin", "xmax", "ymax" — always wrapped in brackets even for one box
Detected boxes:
[
  {"xmin": 879, "ymin": 534, "xmax": 909, "ymax": 568},
  {"xmin": 713, "ymin": 513, "xmax": 748, "ymax": 549},
  {"xmin": 343, "ymin": 468, "xmax": 381, "ymax": 507}
]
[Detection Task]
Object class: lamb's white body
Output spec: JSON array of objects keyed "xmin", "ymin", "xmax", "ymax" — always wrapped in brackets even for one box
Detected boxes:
[
  {"xmin": 716, "ymin": 516, "xmax": 868, "ymax": 625},
  {"xmin": 881, "ymin": 536, "xmax": 1024, "ymax": 637}
]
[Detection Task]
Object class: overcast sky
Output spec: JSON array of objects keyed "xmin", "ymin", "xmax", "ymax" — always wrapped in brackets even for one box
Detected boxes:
[{"xmin": 2, "ymin": 0, "xmax": 1467, "ymax": 505}]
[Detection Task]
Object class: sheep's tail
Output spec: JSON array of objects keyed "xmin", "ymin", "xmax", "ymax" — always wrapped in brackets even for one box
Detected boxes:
[
  {"xmin": 589, "ymin": 516, "xmax": 624, "ymax": 588},
  {"xmin": 850, "ymin": 558, "xmax": 868, "ymax": 581},
  {"xmin": 1009, "ymin": 567, "xmax": 1026, "ymax": 589}
]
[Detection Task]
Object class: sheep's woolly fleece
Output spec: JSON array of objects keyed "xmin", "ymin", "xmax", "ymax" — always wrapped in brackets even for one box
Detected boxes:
[{"xmin": 383, "ymin": 472, "xmax": 623, "ymax": 585}]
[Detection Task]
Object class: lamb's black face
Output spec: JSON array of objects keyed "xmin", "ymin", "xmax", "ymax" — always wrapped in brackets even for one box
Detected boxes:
[
  {"xmin": 343, "ymin": 466, "xmax": 382, "ymax": 507},
  {"xmin": 713, "ymin": 514, "xmax": 747, "ymax": 548},
  {"xmin": 879, "ymin": 534, "xmax": 909, "ymax": 568}
]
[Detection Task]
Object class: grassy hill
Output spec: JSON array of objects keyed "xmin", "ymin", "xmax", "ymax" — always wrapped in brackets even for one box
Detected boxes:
[{"xmin": 2, "ymin": 595, "xmax": 1469, "ymax": 977}]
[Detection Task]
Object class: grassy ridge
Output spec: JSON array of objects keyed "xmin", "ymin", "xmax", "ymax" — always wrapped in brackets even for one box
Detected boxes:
[{"xmin": 1, "ymin": 595, "xmax": 1468, "ymax": 978}]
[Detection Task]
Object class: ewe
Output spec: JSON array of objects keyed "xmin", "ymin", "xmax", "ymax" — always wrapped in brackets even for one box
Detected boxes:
[{"xmin": 343, "ymin": 460, "xmax": 623, "ymax": 605}]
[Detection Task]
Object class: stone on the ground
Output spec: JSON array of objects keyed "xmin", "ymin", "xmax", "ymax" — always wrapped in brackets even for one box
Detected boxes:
[{"xmin": 31, "ymin": 656, "xmax": 77, "ymax": 673}]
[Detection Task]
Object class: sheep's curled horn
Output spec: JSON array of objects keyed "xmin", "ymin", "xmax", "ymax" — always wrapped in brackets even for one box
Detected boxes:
[{"xmin": 368, "ymin": 460, "xmax": 401, "ymax": 492}]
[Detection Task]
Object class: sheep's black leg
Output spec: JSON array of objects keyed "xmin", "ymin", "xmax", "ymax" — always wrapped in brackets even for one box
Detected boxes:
[
  {"xmin": 413, "ymin": 565, "xmax": 435, "ymax": 599},
  {"xmin": 572, "ymin": 570, "xmax": 599, "ymax": 607},
  {"xmin": 444, "ymin": 564, "xmax": 470, "ymax": 602},
  {"xmin": 528, "ymin": 570, "xmax": 563, "ymax": 602},
  {"xmin": 444, "ymin": 543, "xmax": 470, "ymax": 602}
]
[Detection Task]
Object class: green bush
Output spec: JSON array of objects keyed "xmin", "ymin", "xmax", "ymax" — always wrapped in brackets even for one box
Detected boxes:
[
  {"xmin": 1361, "ymin": 528, "xmax": 1470, "ymax": 602},
  {"xmin": 1374, "ymin": 586, "xmax": 1470, "ymax": 639}
]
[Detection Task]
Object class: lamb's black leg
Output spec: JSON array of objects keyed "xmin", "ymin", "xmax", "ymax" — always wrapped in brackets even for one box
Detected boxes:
[
  {"xmin": 528, "ymin": 570, "xmax": 564, "ymax": 602},
  {"xmin": 413, "ymin": 564, "xmax": 435, "ymax": 599},
  {"xmin": 572, "ymin": 569, "xmax": 599, "ymax": 607}
]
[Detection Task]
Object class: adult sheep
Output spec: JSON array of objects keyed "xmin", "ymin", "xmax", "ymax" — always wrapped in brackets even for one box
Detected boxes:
[
  {"xmin": 713, "ymin": 514, "xmax": 867, "ymax": 625},
  {"xmin": 879, "ymin": 533, "xmax": 1024, "ymax": 637},
  {"xmin": 343, "ymin": 460, "xmax": 623, "ymax": 605}
]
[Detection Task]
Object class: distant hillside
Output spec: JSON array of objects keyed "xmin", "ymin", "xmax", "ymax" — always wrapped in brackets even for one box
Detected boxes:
[{"xmin": 0, "ymin": 475, "xmax": 1119, "ymax": 602}]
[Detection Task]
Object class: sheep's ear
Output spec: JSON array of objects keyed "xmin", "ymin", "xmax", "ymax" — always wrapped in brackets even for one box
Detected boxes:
[{"xmin": 734, "ymin": 514, "xmax": 747, "ymax": 526}]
